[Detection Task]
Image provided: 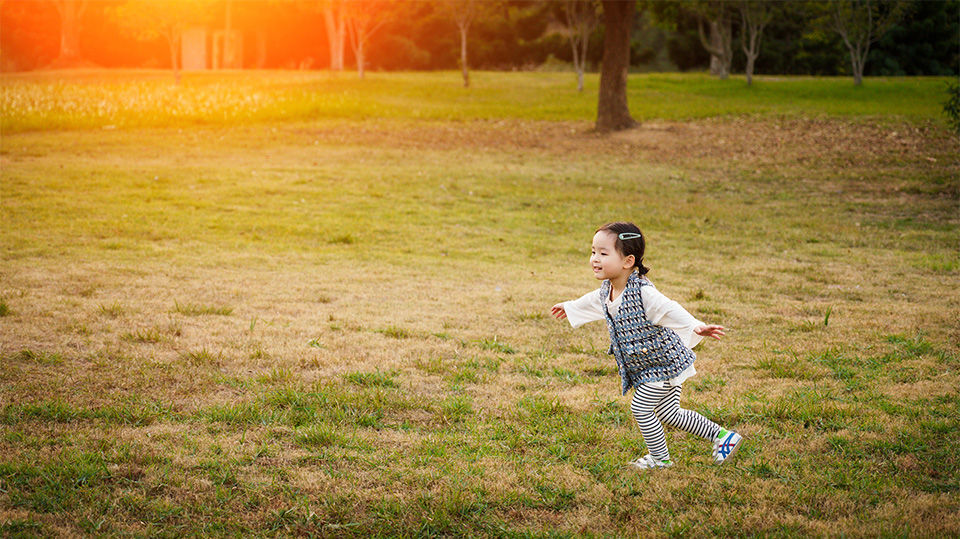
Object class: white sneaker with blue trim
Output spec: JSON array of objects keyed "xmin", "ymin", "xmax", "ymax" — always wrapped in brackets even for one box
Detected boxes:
[
  {"xmin": 712, "ymin": 429, "xmax": 743, "ymax": 465},
  {"xmin": 629, "ymin": 454, "xmax": 674, "ymax": 470}
]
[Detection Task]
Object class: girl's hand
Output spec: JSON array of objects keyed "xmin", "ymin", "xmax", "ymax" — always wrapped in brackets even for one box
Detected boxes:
[
  {"xmin": 695, "ymin": 325, "xmax": 726, "ymax": 340},
  {"xmin": 550, "ymin": 303, "xmax": 567, "ymax": 320}
]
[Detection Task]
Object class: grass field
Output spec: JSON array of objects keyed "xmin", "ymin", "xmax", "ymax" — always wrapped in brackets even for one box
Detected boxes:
[
  {"xmin": 1, "ymin": 71, "xmax": 952, "ymax": 133},
  {"xmin": 1, "ymin": 70, "xmax": 958, "ymax": 538}
]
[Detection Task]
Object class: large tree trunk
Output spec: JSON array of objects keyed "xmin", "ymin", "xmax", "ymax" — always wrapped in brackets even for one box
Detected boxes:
[
  {"xmin": 596, "ymin": 0, "xmax": 636, "ymax": 133},
  {"xmin": 323, "ymin": 3, "xmax": 345, "ymax": 71},
  {"xmin": 52, "ymin": 0, "xmax": 88, "ymax": 66},
  {"xmin": 699, "ymin": 17, "xmax": 731, "ymax": 80},
  {"xmin": 708, "ymin": 20, "xmax": 723, "ymax": 76}
]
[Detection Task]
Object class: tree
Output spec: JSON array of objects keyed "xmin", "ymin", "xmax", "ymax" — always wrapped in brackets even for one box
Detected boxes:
[
  {"xmin": 868, "ymin": 0, "xmax": 960, "ymax": 76},
  {"xmin": 221, "ymin": 0, "xmax": 238, "ymax": 69},
  {"xmin": 50, "ymin": 0, "xmax": 89, "ymax": 67},
  {"xmin": 755, "ymin": 0, "xmax": 844, "ymax": 76},
  {"xmin": 561, "ymin": 0, "xmax": 600, "ymax": 92},
  {"xmin": 321, "ymin": 0, "xmax": 346, "ymax": 71},
  {"xmin": 345, "ymin": 0, "xmax": 390, "ymax": 79},
  {"xmin": 693, "ymin": 0, "xmax": 734, "ymax": 79},
  {"xmin": 944, "ymin": 81, "xmax": 960, "ymax": 133},
  {"xmin": 111, "ymin": 0, "xmax": 212, "ymax": 84},
  {"xmin": 738, "ymin": 0, "xmax": 776, "ymax": 86},
  {"xmin": 596, "ymin": 0, "xmax": 636, "ymax": 133},
  {"xmin": 301, "ymin": 0, "xmax": 348, "ymax": 71},
  {"xmin": 442, "ymin": 0, "xmax": 482, "ymax": 88},
  {"xmin": 827, "ymin": 0, "xmax": 911, "ymax": 86},
  {"xmin": 645, "ymin": 1, "xmax": 711, "ymax": 72}
]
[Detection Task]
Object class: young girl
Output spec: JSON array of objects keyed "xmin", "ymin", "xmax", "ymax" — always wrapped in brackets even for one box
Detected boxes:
[{"xmin": 551, "ymin": 221, "xmax": 743, "ymax": 470}]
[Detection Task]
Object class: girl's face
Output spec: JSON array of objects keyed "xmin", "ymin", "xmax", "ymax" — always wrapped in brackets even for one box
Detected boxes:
[{"xmin": 590, "ymin": 231, "xmax": 635, "ymax": 282}]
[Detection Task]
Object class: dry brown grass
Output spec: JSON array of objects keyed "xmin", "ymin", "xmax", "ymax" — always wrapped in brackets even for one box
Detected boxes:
[{"xmin": 1, "ymin": 114, "xmax": 958, "ymax": 538}]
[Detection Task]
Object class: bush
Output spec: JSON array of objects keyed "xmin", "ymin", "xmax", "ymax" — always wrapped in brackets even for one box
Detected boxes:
[
  {"xmin": 372, "ymin": 35, "xmax": 431, "ymax": 71},
  {"xmin": 944, "ymin": 81, "xmax": 960, "ymax": 133}
]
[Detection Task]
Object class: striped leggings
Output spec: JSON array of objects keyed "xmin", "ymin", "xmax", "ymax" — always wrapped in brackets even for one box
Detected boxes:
[{"xmin": 630, "ymin": 383, "xmax": 721, "ymax": 461}]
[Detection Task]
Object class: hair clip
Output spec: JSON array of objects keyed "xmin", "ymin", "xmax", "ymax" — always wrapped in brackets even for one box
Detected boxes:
[{"xmin": 618, "ymin": 232, "xmax": 642, "ymax": 240}]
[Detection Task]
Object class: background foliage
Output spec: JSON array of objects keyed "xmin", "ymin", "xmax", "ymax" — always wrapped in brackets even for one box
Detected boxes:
[{"xmin": 1, "ymin": 0, "xmax": 957, "ymax": 76}]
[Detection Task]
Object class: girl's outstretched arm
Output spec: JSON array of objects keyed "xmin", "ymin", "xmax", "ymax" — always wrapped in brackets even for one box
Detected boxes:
[
  {"xmin": 695, "ymin": 325, "xmax": 726, "ymax": 340},
  {"xmin": 553, "ymin": 293, "xmax": 605, "ymax": 327}
]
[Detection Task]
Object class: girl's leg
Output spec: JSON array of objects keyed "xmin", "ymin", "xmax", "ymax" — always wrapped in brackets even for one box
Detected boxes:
[
  {"xmin": 630, "ymin": 384, "xmax": 672, "ymax": 461},
  {"xmin": 654, "ymin": 385, "xmax": 722, "ymax": 441}
]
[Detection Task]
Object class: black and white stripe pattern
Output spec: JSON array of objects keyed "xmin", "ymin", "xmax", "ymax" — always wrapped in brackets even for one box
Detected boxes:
[{"xmin": 629, "ymin": 384, "xmax": 721, "ymax": 461}]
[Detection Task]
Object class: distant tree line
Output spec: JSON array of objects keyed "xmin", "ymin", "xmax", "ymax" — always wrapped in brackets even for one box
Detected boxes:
[{"xmin": 2, "ymin": 0, "xmax": 957, "ymax": 80}]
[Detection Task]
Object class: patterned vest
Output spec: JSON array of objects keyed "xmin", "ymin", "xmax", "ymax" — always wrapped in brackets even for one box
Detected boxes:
[{"xmin": 601, "ymin": 274, "xmax": 696, "ymax": 395}]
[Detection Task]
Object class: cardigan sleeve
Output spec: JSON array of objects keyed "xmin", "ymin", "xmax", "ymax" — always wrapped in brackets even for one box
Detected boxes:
[
  {"xmin": 562, "ymin": 289, "xmax": 606, "ymax": 328},
  {"xmin": 640, "ymin": 284, "xmax": 706, "ymax": 349}
]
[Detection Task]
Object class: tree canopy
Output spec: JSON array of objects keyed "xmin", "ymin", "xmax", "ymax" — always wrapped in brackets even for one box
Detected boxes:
[{"xmin": 1, "ymin": 0, "xmax": 956, "ymax": 78}]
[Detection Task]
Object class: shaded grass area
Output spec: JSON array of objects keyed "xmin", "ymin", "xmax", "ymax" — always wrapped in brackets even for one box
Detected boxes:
[
  {"xmin": 1, "ymin": 73, "xmax": 959, "ymax": 537},
  {"xmin": 1, "ymin": 334, "xmax": 957, "ymax": 537},
  {"xmin": 1, "ymin": 70, "xmax": 954, "ymax": 134}
]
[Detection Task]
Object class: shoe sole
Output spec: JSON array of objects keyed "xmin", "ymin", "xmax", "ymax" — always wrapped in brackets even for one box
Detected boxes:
[{"xmin": 626, "ymin": 462, "xmax": 673, "ymax": 471}]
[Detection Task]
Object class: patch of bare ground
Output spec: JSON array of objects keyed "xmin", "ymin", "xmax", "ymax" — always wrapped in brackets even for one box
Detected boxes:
[
  {"xmin": 302, "ymin": 117, "xmax": 957, "ymax": 170},
  {"xmin": 296, "ymin": 117, "xmax": 958, "ymax": 210},
  {"xmin": 610, "ymin": 118, "xmax": 954, "ymax": 169}
]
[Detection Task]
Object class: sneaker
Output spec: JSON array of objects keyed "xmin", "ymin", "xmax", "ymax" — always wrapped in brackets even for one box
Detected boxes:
[
  {"xmin": 628, "ymin": 454, "xmax": 674, "ymax": 470},
  {"xmin": 712, "ymin": 429, "xmax": 743, "ymax": 465}
]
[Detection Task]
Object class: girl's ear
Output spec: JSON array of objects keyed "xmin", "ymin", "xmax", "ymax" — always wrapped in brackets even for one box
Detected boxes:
[{"xmin": 622, "ymin": 254, "xmax": 636, "ymax": 270}]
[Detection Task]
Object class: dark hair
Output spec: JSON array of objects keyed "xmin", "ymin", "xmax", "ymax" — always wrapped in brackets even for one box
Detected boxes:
[{"xmin": 597, "ymin": 222, "xmax": 650, "ymax": 275}]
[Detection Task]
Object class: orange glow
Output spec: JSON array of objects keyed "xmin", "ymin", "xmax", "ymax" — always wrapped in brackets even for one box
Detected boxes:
[{"xmin": 1, "ymin": 0, "xmax": 455, "ymax": 72}]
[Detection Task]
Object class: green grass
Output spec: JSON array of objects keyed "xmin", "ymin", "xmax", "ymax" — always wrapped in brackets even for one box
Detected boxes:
[
  {"xmin": 96, "ymin": 301, "xmax": 128, "ymax": 318},
  {"xmin": 121, "ymin": 326, "xmax": 166, "ymax": 344},
  {"xmin": 180, "ymin": 348, "xmax": 223, "ymax": 367},
  {"xmin": 344, "ymin": 370, "xmax": 400, "ymax": 388},
  {"xmin": 0, "ymin": 71, "xmax": 957, "ymax": 538},
  {"xmin": 1, "ymin": 71, "xmax": 954, "ymax": 134},
  {"xmin": 172, "ymin": 300, "xmax": 234, "ymax": 316},
  {"xmin": 375, "ymin": 325, "xmax": 411, "ymax": 339},
  {"xmin": 5, "ymin": 349, "xmax": 63, "ymax": 365}
]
